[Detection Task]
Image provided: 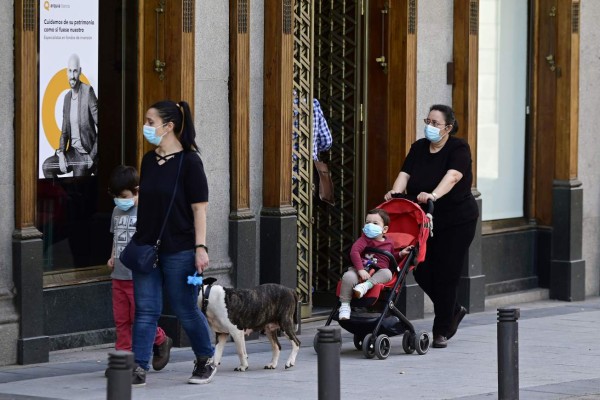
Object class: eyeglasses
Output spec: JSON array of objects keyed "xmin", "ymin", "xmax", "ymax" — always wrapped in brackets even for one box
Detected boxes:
[{"xmin": 424, "ymin": 118, "xmax": 448, "ymax": 128}]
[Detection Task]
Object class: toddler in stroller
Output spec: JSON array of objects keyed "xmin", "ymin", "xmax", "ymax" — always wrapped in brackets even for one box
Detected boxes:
[
  {"xmin": 338, "ymin": 208, "xmax": 413, "ymax": 320},
  {"xmin": 317, "ymin": 197, "xmax": 433, "ymax": 359}
]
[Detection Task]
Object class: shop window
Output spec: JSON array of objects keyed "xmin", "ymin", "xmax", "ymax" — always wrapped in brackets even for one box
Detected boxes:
[
  {"xmin": 36, "ymin": 0, "xmax": 137, "ymax": 280},
  {"xmin": 477, "ymin": 0, "xmax": 528, "ymax": 221}
]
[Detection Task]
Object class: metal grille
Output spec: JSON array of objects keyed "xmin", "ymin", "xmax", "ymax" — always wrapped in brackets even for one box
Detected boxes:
[
  {"xmin": 284, "ymin": 0, "xmax": 293, "ymax": 34},
  {"xmin": 572, "ymin": 2, "xmax": 580, "ymax": 34},
  {"xmin": 469, "ymin": 0, "xmax": 478, "ymax": 35},
  {"xmin": 408, "ymin": 0, "xmax": 416, "ymax": 34},
  {"xmin": 292, "ymin": 0, "xmax": 314, "ymax": 306},
  {"xmin": 293, "ymin": 0, "xmax": 361, "ymax": 310},
  {"xmin": 313, "ymin": 0, "xmax": 361, "ymax": 297},
  {"xmin": 23, "ymin": 0, "xmax": 35, "ymax": 31},
  {"xmin": 238, "ymin": 0, "xmax": 248, "ymax": 34},
  {"xmin": 183, "ymin": 0, "xmax": 194, "ymax": 33}
]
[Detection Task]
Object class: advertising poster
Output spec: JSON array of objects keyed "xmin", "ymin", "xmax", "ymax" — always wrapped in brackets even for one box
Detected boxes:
[{"xmin": 39, "ymin": 0, "xmax": 99, "ymax": 179}]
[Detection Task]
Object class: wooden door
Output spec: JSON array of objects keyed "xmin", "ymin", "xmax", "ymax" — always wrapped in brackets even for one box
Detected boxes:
[
  {"xmin": 137, "ymin": 0, "xmax": 195, "ymax": 165},
  {"xmin": 365, "ymin": 0, "xmax": 417, "ymax": 210}
]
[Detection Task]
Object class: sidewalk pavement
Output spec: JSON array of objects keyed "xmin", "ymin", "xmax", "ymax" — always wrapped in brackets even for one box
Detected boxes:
[{"xmin": 0, "ymin": 296, "xmax": 599, "ymax": 400}]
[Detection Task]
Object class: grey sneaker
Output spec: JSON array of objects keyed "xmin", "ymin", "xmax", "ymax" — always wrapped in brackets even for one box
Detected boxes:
[
  {"xmin": 131, "ymin": 365, "xmax": 147, "ymax": 387},
  {"xmin": 152, "ymin": 336, "xmax": 173, "ymax": 371},
  {"xmin": 188, "ymin": 357, "xmax": 216, "ymax": 384}
]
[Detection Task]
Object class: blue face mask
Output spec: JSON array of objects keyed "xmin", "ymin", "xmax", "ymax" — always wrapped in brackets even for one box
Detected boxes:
[
  {"xmin": 114, "ymin": 198, "xmax": 135, "ymax": 211},
  {"xmin": 143, "ymin": 123, "xmax": 167, "ymax": 146},
  {"xmin": 363, "ymin": 223, "xmax": 383, "ymax": 239},
  {"xmin": 424, "ymin": 124, "xmax": 445, "ymax": 143}
]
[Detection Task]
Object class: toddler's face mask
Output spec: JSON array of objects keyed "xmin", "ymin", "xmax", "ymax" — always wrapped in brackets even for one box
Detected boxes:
[{"xmin": 363, "ymin": 223, "xmax": 383, "ymax": 239}]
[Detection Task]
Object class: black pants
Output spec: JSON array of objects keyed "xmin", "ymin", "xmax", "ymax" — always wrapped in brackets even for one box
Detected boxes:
[{"xmin": 413, "ymin": 219, "xmax": 477, "ymax": 337}]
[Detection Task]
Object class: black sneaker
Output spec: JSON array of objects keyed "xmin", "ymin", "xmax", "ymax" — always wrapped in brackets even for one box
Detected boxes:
[
  {"xmin": 152, "ymin": 336, "xmax": 173, "ymax": 371},
  {"xmin": 131, "ymin": 365, "xmax": 147, "ymax": 387},
  {"xmin": 188, "ymin": 357, "xmax": 216, "ymax": 384}
]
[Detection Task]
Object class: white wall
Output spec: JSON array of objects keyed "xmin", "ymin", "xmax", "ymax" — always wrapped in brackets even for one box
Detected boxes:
[
  {"xmin": 579, "ymin": 1, "xmax": 600, "ymax": 296},
  {"xmin": 249, "ymin": 0, "xmax": 264, "ymax": 283},
  {"xmin": 416, "ymin": 0, "xmax": 454, "ymax": 138},
  {"xmin": 195, "ymin": 0, "xmax": 233, "ymax": 285}
]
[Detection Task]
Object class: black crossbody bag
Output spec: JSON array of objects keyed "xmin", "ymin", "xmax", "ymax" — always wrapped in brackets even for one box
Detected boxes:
[{"xmin": 120, "ymin": 153, "xmax": 184, "ymax": 273}]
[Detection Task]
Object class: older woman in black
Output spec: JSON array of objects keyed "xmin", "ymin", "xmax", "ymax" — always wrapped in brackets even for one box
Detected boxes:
[{"xmin": 384, "ymin": 104, "xmax": 478, "ymax": 348}]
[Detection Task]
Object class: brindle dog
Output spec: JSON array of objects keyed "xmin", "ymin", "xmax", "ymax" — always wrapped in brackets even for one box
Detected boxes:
[{"xmin": 198, "ymin": 278, "xmax": 301, "ymax": 371}]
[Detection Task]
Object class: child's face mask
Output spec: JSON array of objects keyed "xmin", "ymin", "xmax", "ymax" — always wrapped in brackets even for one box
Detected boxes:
[
  {"xmin": 363, "ymin": 223, "xmax": 383, "ymax": 239},
  {"xmin": 114, "ymin": 198, "xmax": 135, "ymax": 211}
]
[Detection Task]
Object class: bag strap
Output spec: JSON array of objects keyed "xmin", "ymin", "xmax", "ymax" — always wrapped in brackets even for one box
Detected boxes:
[{"xmin": 155, "ymin": 152, "xmax": 185, "ymax": 248}]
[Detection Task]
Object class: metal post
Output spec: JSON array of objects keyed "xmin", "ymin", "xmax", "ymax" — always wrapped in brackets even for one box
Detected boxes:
[
  {"xmin": 497, "ymin": 308, "xmax": 520, "ymax": 400},
  {"xmin": 317, "ymin": 327, "xmax": 341, "ymax": 400},
  {"xmin": 106, "ymin": 350, "xmax": 133, "ymax": 400}
]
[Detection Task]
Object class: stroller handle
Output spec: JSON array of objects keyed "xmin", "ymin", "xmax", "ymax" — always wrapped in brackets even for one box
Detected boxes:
[{"xmin": 390, "ymin": 193, "xmax": 434, "ymax": 215}]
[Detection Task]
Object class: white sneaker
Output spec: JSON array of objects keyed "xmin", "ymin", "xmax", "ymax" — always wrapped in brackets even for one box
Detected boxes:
[
  {"xmin": 353, "ymin": 282, "xmax": 373, "ymax": 299},
  {"xmin": 338, "ymin": 303, "xmax": 351, "ymax": 320}
]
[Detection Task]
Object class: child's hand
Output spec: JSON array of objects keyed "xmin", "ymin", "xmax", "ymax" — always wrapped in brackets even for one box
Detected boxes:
[
  {"xmin": 107, "ymin": 257, "xmax": 114, "ymax": 270},
  {"xmin": 357, "ymin": 269, "xmax": 370, "ymax": 282},
  {"xmin": 400, "ymin": 245, "xmax": 414, "ymax": 257}
]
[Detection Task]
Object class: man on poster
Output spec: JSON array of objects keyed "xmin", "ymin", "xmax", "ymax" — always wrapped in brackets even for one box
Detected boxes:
[{"xmin": 42, "ymin": 54, "xmax": 98, "ymax": 178}]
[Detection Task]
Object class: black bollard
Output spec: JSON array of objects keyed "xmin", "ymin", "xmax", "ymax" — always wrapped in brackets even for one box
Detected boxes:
[
  {"xmin": 106, "ymin": 350, "xmax": 134, "ymax": 400},
  {"xmin": 497, "ymin": 308, "xmax": 520, "ymax": 400},
  {"xmin": 317, "ymin": 327, "xmax": 341, "ymax": 400}
]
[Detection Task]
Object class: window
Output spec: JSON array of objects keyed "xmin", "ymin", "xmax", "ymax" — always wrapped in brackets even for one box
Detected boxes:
[
  {"xmin": 36, "ymin": 0, "xmax": 137, "ymax": 278},
  {"xmin": 477, "ymin": 0, "xmax": 528, "ymax": 221}
]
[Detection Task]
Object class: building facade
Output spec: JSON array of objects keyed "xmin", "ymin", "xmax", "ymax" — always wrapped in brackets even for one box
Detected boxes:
[{"xmin": 1, "ymin": 0, "xmax": 598, "ymax": 366}]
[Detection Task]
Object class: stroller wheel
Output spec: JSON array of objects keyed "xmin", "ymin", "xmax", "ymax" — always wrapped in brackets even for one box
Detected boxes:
[
  {"xmin": 414, "ymin": 331, "xmax": 431, "ymax": 355},
  {"xmin": 402, "ymin": 330, "xmax": 416, "ymax": 354},
  {"xmin": 353, "ymin": 334, "xmax": 364, "ymax": 351},
  {"xmin": 375, "ymin": 335, "xmax": 391, "ymax": 360},
  {"xmin": 362, "ymin": 333, "xmax": 376, "ymax": 359}
]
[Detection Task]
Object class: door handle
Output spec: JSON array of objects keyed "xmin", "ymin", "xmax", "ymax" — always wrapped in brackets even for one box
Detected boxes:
[
  {"xmin": 154, "ymin": 1, "xmax": 166, "ymax": 80},
  {"xmin": 375, "ymin": 56, "xmax": 388, "ymax": 72},
  {"xmin": 545, "ymin": 54, "xmax": 561, "ymax": 76}
]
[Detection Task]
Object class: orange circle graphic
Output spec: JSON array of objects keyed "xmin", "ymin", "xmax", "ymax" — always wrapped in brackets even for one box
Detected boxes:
[{"xmin": 41, "ymin": 69, "xmax": 90, "ymax": 149}]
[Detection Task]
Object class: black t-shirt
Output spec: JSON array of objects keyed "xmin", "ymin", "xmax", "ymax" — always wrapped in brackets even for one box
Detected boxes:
[
  {"xmin": 135, "ymin": 150, "xmax": 209, "ymax": 252},
  {"xmin": 401, "ymin": 136, "xmax": 478, "ymax": 230}
]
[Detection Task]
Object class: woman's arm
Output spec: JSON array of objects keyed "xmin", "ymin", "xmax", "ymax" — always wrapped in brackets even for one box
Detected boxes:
[
  {"xmin": 191, "ymin": 201, "xmax": 209, "ymax": 273},
  {"xmin": 416, "ymin": 169, "xmax": 463, "ymax": 203},
  {"xmin": 384, "ymin": 171, "xmax": 411, "ymax": 201}
]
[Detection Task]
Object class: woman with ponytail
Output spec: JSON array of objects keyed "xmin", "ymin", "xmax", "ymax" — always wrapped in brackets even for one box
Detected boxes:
[{"xmin": 130, "ymin": 100, "xmax": 215, "ymax": 386}]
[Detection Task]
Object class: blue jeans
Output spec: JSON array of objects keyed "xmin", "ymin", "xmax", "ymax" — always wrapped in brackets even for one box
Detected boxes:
[{"xmin": 132, "ymin": 249, "xmax": 213, "ymax": 370}]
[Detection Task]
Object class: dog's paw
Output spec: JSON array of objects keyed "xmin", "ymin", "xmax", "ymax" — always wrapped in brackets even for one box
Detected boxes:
[
  {"xmin": 264, "ymin": 365, "xmax": 276, "ymax": 370},
  {"xmin": 284, "ymin": 362, "xmax": 295, "ymax": 369},
  {"xmin": 234, "ymin": 366, "xmax": 248, "ymax": 372}
]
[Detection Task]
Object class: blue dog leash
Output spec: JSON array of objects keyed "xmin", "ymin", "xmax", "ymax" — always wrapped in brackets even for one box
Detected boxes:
[{"xmin": 188, "ymin": 273, "xmax": 215, "ymax": 314}]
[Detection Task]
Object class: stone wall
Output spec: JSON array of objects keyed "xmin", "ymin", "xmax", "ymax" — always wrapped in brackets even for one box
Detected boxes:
[
  {"xmin": 579, "ymin": 1, "xmax": 600, "ymax": 296},
  {"xmin": 0, "ymin": 3, "xmax": 18, "ymax": 366}
]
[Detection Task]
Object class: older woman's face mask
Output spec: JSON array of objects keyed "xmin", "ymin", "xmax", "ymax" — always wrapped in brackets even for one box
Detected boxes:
[{"xmin": 424, "ymin": 124, "xmax": 448, "ymax": 143}]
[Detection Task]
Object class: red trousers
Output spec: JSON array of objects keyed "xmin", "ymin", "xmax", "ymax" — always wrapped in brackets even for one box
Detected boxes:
[{"xmin": 112, "ymin": 279, "xmax": 166, "ymax": 351}]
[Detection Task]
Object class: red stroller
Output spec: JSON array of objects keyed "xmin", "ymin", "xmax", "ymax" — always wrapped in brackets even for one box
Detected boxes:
[{"xmin": 314, "ymin": 197, "xmax": 434, "ymax": 359}]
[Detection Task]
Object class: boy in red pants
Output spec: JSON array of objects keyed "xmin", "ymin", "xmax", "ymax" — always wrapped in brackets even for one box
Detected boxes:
[{"xmin": 107, "ymin": 165, "xmax": 172, "ymax": 373}]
